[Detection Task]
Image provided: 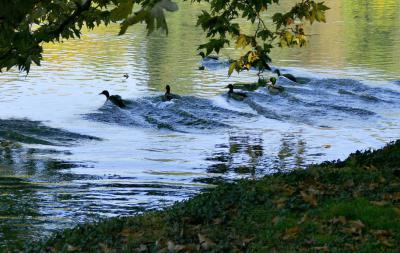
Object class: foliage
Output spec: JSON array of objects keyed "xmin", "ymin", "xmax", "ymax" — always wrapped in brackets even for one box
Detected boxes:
[
  {"xmin": 0, "ymin": 0, "xmax": 178, "ymax": 73},
  {"xmin": 12, "ymin": 140, "xmax": 400, "ymax": 252},
  {"xmin": 0, "ymin": 0, "xmax": 328, "ymax": 76},
  {"xmin": 195, "ymin": 0, "xmax": 329, "ymax": 78}
]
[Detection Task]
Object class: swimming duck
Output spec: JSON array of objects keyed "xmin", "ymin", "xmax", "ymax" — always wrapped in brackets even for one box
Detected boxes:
[
  {"xmin": 267, "ymin": 77, "xmax": 285, "ymax": 94},
  {"xmin": 99, "ymin": 90, "xmax": 126, "ymax": 108},
  {"xmin": 198, "ymin": 52, "xmax": 219, "ymax": 61},
  {"xmin": 163, "ymin": 85, "xmax": 181, "ymax": 101},
  {"xmin": 123, "ymin": 73, "xmax": 129, "ymax": 79},
  {"xmin": 274, "ymin": 69, "xmax": 297, "ymax": 83},
  {"xmin": 226, "ymin": 84, "xmax": 247, "ymax": 101}
]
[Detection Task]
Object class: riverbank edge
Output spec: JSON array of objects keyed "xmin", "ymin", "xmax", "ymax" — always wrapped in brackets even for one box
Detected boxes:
[{"xmin": 16, "ymin": 140, "xmax": 400, "ymax": 252}]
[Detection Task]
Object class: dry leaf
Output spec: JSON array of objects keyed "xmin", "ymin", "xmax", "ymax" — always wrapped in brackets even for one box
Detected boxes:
[
  {"xmin": 313, "ymin": 244, "xmax": 329, "ymax": 252},
  {"xmin": 67, "ymin": 244, "xmax": 80, "ymax": 252},
  {"xmin": 137, "ymin": 244, "xmax": 147, "ymax": 252},
  {"xmin": 370, "ymin": 200, "xmax": 388, "ymax": 206},
  {"xmin": 392, "ymin": 192, "xmax": 400, "ymax": 200},
  {"xmin": 99, "ymin": 243, "xmax": 116, "ymax": 253},
  {"xmin": 300, "ymin": 191, "xmax": 318, "ymax": 207},
  {"xmin": 298, "ymin": 214, "xmax": 308, "ymax": 224},
  {"xmin": 273, "ymin": 198, "xmax": 287, "ymax": 208},
  {"xmin": 212, "ymin": 218, "xmax": 223, "ymax": 225},
  {"xmin": 349, "ymin": 220, "xmax": 365, "ymax": 230},
  {"xmin": 379, "ymin": 239, "xmax": 394, "ymax": 247},
  {"xmin": 167, "ymin": 241, "xmax": 175, "ymax": 252},
  {"xmin": 368, "ymin": 183, "xmax": 378, "ymax": 190},
  {"xmin": 343, "ymin": 220, "xmax": 365, "ymax": 236},
  {"xmin": 372, "ymin": 229, "xmax": 392, "ymax": 237},
  {"xmin": 364, "ymin": 165, "xmax": 377, "ymax": 171},
  {"xmin": 272, "ymin": 216, "xmax": 281, "ymax": 225},
  {"xmin": 338, "ymin": 216, "xmax": 347, "ymax": 224},
  {"xmin": 282, "ymin": 184, "xmax": 296, "ymax": 196},
  {"xmin": 283, "ymin": 226, "xmax": 300, "ymax": 240},
  {"xmin": 344, "ymin": 179, "xmax": 354, "ymax": 187},
  {"xmin": 344, "ymin": 243, "xmax": 356, "ymax": 250},
  {"xmin": 329, "ymin": 216, "xmax": 346, "ymax": 225},
  {"xmin": 378, "ymin": 176, "xmax": 386, "ymax": 183},
  {"xmin": 198, "ymin": 233, "xmax": 216, "ymax": 250}
]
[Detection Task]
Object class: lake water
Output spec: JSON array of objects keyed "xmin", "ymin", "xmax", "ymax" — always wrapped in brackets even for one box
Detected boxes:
[{"xmin": 0, "ymin": 0, "xmax": 399, "ymax": 248}]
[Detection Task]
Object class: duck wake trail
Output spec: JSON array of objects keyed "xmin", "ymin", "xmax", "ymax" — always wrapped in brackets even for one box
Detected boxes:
[
  {"xmin": 85, "ymin": 96, "xmax": 255, "ymax": 132},
  {"xmin": 243, "ymin": 77, "xmax": 400, "ymax": 128}
]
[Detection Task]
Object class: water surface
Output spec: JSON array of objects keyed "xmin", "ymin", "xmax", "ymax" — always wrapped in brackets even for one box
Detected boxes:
[{"xmin": 0, "ymin": 0, "xmax": 399, "ymax": 248}]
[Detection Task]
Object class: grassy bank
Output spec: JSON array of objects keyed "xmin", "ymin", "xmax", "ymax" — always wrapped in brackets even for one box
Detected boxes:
[{"xmin": 16, "ymin": 141, "xmax": 400, "ymax": 252}]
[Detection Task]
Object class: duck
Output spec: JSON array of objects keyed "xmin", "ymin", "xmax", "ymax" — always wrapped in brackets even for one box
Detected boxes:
[
  {"xmin": 99, "ymin": 90, "xmax": 126, "ymax": 108},
  {"xmin": 123, "ymin": 73, "xmax": 129, "ymax": 79},
  {"xmin": 198, "ymin": 52, "xmax": 219, "ymax": 61},
  {"xmin": 163, "ymin": 85, "xmax": 181, "ymax": 102},
  {"xmin": 226, "ymin": 84, "xmax": 247, "ymax": 101},
  {"xmin": 267, "ymin": 77, "xmax": 285, "ymax": 94},
  {"xmin": 274, "ymin": 69, "xmax": 297, "ymax": 83}
]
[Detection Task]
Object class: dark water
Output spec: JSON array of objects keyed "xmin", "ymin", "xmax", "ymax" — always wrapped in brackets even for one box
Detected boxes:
[{"xmin": 0, "ymin": 0, "xmax": 399, "ymax": 248}]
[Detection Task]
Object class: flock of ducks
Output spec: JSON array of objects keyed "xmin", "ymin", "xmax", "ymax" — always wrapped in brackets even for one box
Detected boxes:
[{"xmin": 100, "ymin": 69, "xmax": 297, "ymax": 108}]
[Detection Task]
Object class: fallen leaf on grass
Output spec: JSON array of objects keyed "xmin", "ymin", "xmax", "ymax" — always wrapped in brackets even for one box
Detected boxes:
[
  {"xmin": 212, "ymin": 218, "xmax": 223, "ymax": 225},
  {"xmin": 344, "ymin": 179, "xmax": 355, "ymax": 188},
  {"xmin": 137, "ymin": 244, "xmax": 147, "ymax": 252},
  {"xmin": 368, "ymin": 183, "xmax": 379, "ymax": 190},
  {"xmin": 342, "ymin": 220, "xmax": 365, "ymax": 236},
  {"xmin": 392, "ymin": 192, "xmax": 400, "ymax": 200},
  {"xmin": 273, "ymin": 198, "xmax": 287, "ymax": 208},
  {"xmin": 120, "ymin": 228, "xmax": 143, "ymax": 238},
  {"xmin": 344, "ymin": 243, "xmax": 356, "ymax": 250},
  {"xmin": 272, "ymin": 216, "xmax": 281, "ymax": 225},
  {"xmin": 283, "ymin": 226, "xmax": 300, "ymax": 240},
  {"xmin": 329, "ymin": 216, "xmax": 347, "ymax": 225},
  {"xmin": 298, "ymin": 214, "xmax": 308, "ymax": 224},
  {"xmin": 378, "ymin": 176, "xmax": 386, "ymax": 183},
  {"xmin": 370, "ymin": 200, "xmax": 389, "ymax": 206},
  {"xmin": 313, "ymin": 244, "xmax": 329, "ymax": 252},
  {"xmin": 282, "ymin": 184, "xmax": 296, "ymax": 196},
  {"xmin": 99, "ymin": 243, "xmax": 116, "ymax": 253},
  {"xmin": 378, "ymin": 238, "xmax": 394, "ymax": 247},
  {"xmin": 198, "ymin": 234, "xmax": 216, "ymax": 250},
  {"xmin": 371, "ymin": 229, "xmax": 394, "ymax": 247},
  {"xmin": 241, "ymin": 237, "xmax": 255, "ymax": 247},
  {"xmin": 167, "ymin": 241, "xmax": 186, "ymax": 252},
  {"xmin": 371, "ymin": 229, "xmax": 392, "ymax": 237},
  {"xmin": 349, "ymin": 220, "xmax": 365, "ymax": 230},
  {"xmin": 300, "ymin": 191, "xmax": 317, "ymax": 207},
  {"xmin": 364, "ymin": 165, "xmax": 377, "ymax": 171},
  {"xmin": 67, "ymin": 244, "xmax": 80, "ymax": 252}
]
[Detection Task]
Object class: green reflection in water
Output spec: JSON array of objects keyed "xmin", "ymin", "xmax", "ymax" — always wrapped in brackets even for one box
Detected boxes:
[{"xmin": 35, "ymin": 0, "xmax": 400, "ymax": 99}]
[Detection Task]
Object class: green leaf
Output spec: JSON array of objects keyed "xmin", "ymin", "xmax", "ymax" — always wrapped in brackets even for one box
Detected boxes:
[
  {"xmin": 110, "ymin": 0, "xmax": 134, "ymax": 22},
  {"xmin": 228, "ymin": 62, "xmax": 236, "ymax": 76}
]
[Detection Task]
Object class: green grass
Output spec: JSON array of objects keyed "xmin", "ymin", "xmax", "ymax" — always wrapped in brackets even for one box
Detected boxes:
[{"xmin": 10, "ymin": 140, "xmax": 400, "ymax": 252}]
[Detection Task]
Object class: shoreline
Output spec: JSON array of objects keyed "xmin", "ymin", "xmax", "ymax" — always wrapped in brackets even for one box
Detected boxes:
[{"xmin": 10, "ymin": 140, "xmax": 400, "ymax": 252}]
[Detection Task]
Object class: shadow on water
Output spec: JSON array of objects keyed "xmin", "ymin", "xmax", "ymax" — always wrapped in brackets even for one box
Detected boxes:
[
  {"xmin": 0, "ymin": 119, "xmax": 101, "ymax": 146},
  {"xmin": 0, "ymin": 119, "xmax": 102, "ymax": 248},
  {"xmin": 0, "ymin": 119, "xmax": 204, "ymax": 249}
]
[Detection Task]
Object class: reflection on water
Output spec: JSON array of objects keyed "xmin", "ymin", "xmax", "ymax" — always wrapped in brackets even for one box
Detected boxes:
[{"xmin": 0, "ymin": 0, "xmax": 400, "ymax": 249}]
